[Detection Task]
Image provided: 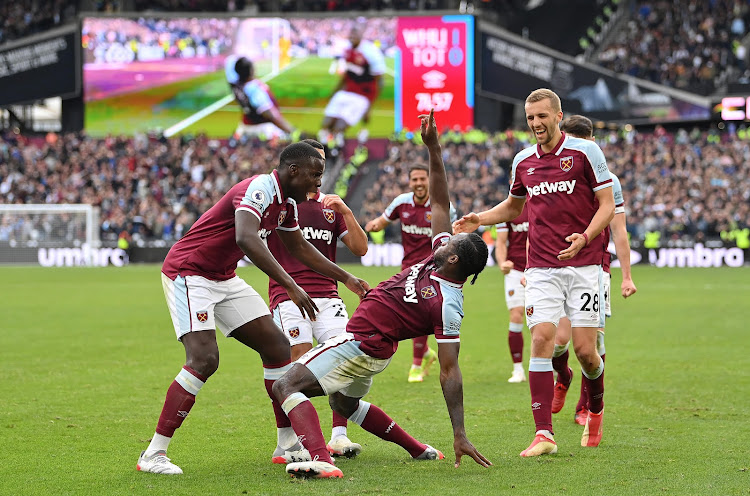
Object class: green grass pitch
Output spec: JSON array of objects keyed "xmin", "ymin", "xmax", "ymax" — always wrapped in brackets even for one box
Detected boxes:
[
  {"xmin": 84, "ymin": 57, "xmax": 396, "ymax": 138},
  {"xmin": 1, "ymin": 265, "xmax": 748, "ymax": 495}
]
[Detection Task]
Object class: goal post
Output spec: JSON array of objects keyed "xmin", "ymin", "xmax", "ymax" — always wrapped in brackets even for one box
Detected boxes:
[{"xmin": 0, "ymin": 204, "xmax": 101, "ymax": 265}]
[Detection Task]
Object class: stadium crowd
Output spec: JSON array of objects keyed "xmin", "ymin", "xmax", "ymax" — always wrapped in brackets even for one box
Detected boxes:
[
  {"xmin": 596, "ymin": 0, "xmax": 750, "ymax": 95},
  {"xmin": 0, "ymin": 0, "xmax": 77, "ymax": 45},
  {"xmin": 1, "ymin": 127, "xmax": 748, "ymax": 247}
]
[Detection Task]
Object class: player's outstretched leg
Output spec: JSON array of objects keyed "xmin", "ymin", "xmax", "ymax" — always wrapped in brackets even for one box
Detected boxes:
[
  {"xmin": 327, "ymin": 410, "xmax": 362, "ymax": 458},
  {"xmin": 344, "ymin": 398, "xmax": 443, "ymax": 460},
  {"xmin": 138, "ymin": 331, "xmax": 217, "ymax": 474},
  {"xmin": 231, "ymin": 318, "xmax": 311, "ymax": 464}
]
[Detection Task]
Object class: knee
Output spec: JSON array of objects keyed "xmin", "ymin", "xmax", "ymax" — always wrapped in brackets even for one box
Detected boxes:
[
  {"xmin": 329, "ymin": 393, "xmax": 357, "ymax": 418},
  {"xmin": 573, "ymin": 343, "xmax": 597, "ymax": 368},
  {"xmin": 187, "ymin": 350, "xmax": 219, "ymax": 378}
]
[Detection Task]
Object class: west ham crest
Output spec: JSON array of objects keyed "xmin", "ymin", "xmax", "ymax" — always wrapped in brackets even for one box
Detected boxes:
[
  {"xmin": 196, "ymin": 310, "xmax": 209, "ymax": 322},
  {"xmin": 288, "ymin": 327, "xmax": 300, "ymax": 338},
  {"xmin": 278, "ymin": 210, "xmax": 287, "ymax": 226},
  {"xmin": 526, "ymin": 306, "xmax": 534, "ymax": 317},
  {"xmin": 425, "ymin": 211, "xmax": 432, "ymax": 222},
  {"xmin": 560, "ymin": 156, "xmax": 574, "ymax": 172},
  {"xmin": 509, "ymin": 289, "xmax": 515, "ymax": 297},
  {"xmin": 421, "ymin": 285, "xmax": 437, "ymax": 299},
  {"xmin": 322, "ymin": 208, "xmax": 335, "ymax": 224}
]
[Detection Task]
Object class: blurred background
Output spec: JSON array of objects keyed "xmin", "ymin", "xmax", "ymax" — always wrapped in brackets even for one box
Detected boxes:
[{"xmin": 1, "ymin": 0, "xmax": 748, "ymax": 268}]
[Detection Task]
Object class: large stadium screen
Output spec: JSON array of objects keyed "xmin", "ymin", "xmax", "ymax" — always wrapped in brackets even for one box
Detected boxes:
[
  {"xmin": 81, "ymin": 15, "xmax": 474, "ymax": 138},
  {"xmin": 395, "ymin": 15, "xmax": 474, "ymax": 132},
  {"xmin": 82, "ymin": 16, "xmax": 398, "ymax": 138}
]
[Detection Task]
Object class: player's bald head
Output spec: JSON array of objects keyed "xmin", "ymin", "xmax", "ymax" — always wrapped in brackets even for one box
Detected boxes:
[{"xmin": 279, "ymin": 142, "xmax": 323, "ymax": 169}]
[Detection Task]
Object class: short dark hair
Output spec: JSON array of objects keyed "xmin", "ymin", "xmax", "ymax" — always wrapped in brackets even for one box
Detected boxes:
[
  {"xmin": 560, "ymin": 115, "xmax": 594, "ymax": 139},
  {"xmin": 279, "ymin": 141, "xmax": 322, "ymax": 168},
  {"xmin": 235, "ymin": 57, "xmax": 253, "ymax": 82},
  {"xmin": 408, "ymin": 164, "xmax": 428, "ymax": 178},
  {"xmin": 456, "ymin": 232, "xmax": 489, "ymax": 284},
  {"xmin": 301, "ymin": 138, "xmax": 324, "ymax": 151}
]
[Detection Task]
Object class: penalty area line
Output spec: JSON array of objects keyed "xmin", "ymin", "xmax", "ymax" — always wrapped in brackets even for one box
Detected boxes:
[{"xmin": 163, "ymin": 58, "xmax": 306, "ymax": 138}]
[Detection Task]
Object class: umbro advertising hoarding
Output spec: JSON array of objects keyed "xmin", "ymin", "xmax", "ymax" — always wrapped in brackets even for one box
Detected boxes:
[
  {"xmin": 335, "ymin": 243, "xmax": 748, "ymax": 268},
  {"xmin": 477, "ymin": 24, "xmax": 710, "ymax": 124},
  {"xmin": 0, "ymin": 26, "xmax": 80, "ymax": 106}
]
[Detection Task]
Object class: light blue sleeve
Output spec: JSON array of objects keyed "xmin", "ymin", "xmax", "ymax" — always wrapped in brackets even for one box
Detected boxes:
[
  {"xmin": 449, "ymin": 202, "xmax": 457, "ymax": 223},
  {"xmin": 239, "ymin": 175, "xmax": 275, "ymax": 220},
  {"xmin": 244, "ymin": 82, "xmax": 274, "ymax": 114},
  {"xmin": 610, "ymin": 172, "xmax": 625, "ymax": 213},
  {"xmin": 383, "ymin": 193, "xmax": 411, "ymax": 221},
  {"xmin": 438, "ymin": 283, "xmax": 464, "ymax": 339}
]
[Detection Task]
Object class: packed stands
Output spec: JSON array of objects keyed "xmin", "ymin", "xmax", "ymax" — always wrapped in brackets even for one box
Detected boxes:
[
  {"xmin": 596, "ymin": 0, "xmax": 750, "ymax": 96},
  {"xmin": 2, "ymin": 128, "xmax": 748, "ymax": 248}
]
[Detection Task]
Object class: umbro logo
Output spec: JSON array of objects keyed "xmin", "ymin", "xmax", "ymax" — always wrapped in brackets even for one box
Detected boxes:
[
  {"xmin": 527, "ymin": 168, "xmax": 536, "ymax": 175},
  {"xmin": 177, "ymin": 410, "xmax": 189, "ymax": 418},
  {"xmin": 531, "ymin": 402, "xmax": 541, "ymax": 410}
]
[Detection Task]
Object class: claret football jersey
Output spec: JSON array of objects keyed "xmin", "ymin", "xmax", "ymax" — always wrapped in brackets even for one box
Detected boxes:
[
  {"xmin": 509, "ymin": 133, "xmax": 613, "ymax": 268},
  {"xmin": 162, "ymin": 170, "xmax": 299, "ymax": 281},
  {"xmin": 266, "ymin": 191, "xmax": 349, "ymax": 309},
  {"xmin": 348, "ymin": 232, "xmax": 464, "ymax": 359}
]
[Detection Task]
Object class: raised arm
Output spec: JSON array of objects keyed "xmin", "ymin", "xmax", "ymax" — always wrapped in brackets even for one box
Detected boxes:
[
  {"xmin": 323, "ymin": 193, "xmax": 368, "ymax": 257},
  {"xmin": 419, "ymin": 109, "xmax": 451, "ymax": 236}
]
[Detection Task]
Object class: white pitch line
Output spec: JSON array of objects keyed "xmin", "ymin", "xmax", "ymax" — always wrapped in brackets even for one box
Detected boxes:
[
  {"xmin": 163, "ymin": 58, "xmax": 306, "ymax": 138},
  {"xmin": 215, "ymin": 106, "xmax": 394, "ymax": 116}
]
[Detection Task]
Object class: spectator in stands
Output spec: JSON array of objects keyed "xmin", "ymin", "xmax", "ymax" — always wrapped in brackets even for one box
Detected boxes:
[
  {"xmin": 596, "ymin": 0, "xmax": 750, "ymax": 95},
  {"xmin": 1, "ymin": 127, "xmax": 748, "ymax": 249}
]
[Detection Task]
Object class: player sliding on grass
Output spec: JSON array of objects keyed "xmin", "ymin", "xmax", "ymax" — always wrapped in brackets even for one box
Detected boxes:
[
  {"xmin": 273, "ymin": 109, "xmax": 492, "ymax": 479},
  {"xmin": 266, "ymin": 140, "xmax": 369, "ymax": 460},
  {"xmin": 136, "ymin": 141, "xmax": 368, "ymax": 475}
]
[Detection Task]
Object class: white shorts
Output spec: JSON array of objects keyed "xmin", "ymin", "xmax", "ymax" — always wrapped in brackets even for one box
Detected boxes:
[
  {"xmin": 603, "ymin": 271, "xmax": 612, "ymax": 320},
  {"xmin": 272, "ymin": 298, "xmax": 349, "ymax": 346},
  {"xmin": 235, "ymin": 121, "xmax": 288, "ymax": 139},
  {"xmin": 524, "ymin": 265, "xmax": 604, "ymax": 329},
  {"xmin": 161, "ymin": 273, "xmax": 270, "ymax": 340},
  {"xmin": 323, "ymin": 91, "xmax": 370, "ymax": 127},
  {"xmin": 504, "ymin": 269, "xmax": 526, "ymax": 309},
  {"xmin": 297, "ymin": 333, "xmax": 391, "ymax": 398}
]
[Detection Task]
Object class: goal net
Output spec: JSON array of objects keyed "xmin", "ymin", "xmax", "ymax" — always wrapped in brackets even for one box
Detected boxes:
[
  {"xmin": 0, "ymin": 204, "xmax": 100, "ymax": 265},
  {"xmin": 234, "ymin": 18, "xmax": 292, "ymax": 76}
]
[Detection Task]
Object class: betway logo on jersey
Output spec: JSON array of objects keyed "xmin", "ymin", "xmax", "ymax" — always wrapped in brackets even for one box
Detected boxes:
[
  {"xmin": 527, "ymin": 180, "xmax": 577, "ymax": 198},
  {"xmin": 302, "ymin": 226, "xmax": 334, "ymax": 243},
  {"xmin": 402, "ymin": 224, "xmax": 431, "ymax": 236},
  {"xmin": 511, "ymin": 222, "xmax": 529, "ymax": 233},
  {"xmin": 403, "ymin": 263, "xmax": 424, "ymax": 303}
]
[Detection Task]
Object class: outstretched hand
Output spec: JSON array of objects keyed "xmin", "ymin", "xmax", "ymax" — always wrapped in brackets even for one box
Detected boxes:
[
  {"xmin": 286, "ymin": 283, "xmax": 319, "ymax": 321},
  {"xmin": 452, "ymin": 213, "xmax": 480, "ymax": 234},
  {"xmin": 419, "ymin": 108, "xmax": 439, "ymax": 148},
  {"xmin": 345, "ymin": 276, "xmax": 370, "ymax": 299},
  {"xmin": 453, "ymin": 436, "xmax": 492, "ymax": 469}
]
